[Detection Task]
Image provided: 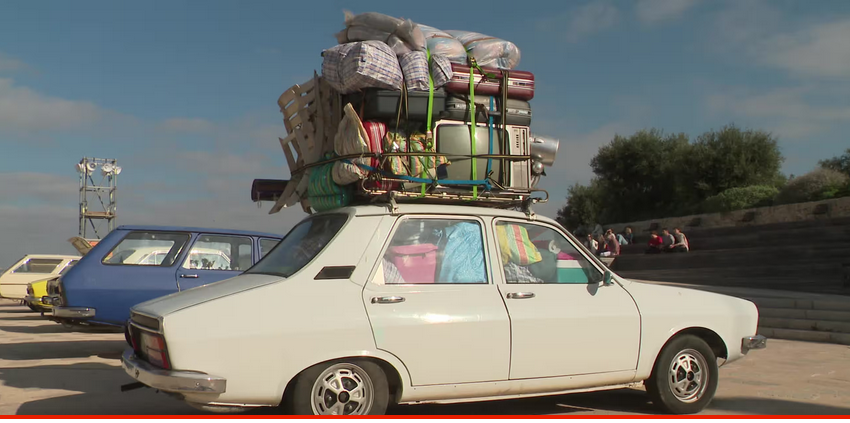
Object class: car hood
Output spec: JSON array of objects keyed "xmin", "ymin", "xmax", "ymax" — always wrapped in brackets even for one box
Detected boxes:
[{"xmin": 132, "ymin": 273, "xmax": 283, "ymax": 318}]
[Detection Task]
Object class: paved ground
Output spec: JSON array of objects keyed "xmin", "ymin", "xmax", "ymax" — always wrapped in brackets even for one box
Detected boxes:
[{"xmin": 1, "ymin": 299, "xmax": 849, "ymax": 416}]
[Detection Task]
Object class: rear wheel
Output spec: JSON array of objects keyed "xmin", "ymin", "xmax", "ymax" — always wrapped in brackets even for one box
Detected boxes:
[
  {"xmin": 285, "ymin": 360, "xmax": 389, "ymax": 415},
  {"xmin": 645, "ymin": 334, "xmax": 718, "ymax": 414}
]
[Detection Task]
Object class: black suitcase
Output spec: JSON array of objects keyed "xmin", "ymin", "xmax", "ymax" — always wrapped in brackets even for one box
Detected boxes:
[
  {"xmin": 440, "ymin": 95, "xmax": 532, "ymax": 126},
  {"xmin": 343, "ymin": 88, "xmax": 447, "ymax": 123}
]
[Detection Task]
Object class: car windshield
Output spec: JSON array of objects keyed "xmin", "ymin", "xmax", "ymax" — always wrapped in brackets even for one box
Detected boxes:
[{"xmin": 246, "ymin": 214, "xmax": 347, "ymax": 278}]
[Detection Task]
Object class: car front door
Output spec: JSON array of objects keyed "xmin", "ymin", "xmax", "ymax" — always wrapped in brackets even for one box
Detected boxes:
[
  {"xmin": 363, "ymin": 216, "xmax": 511, "ymax": 386},
  {"xmin": 492, "ymin": 219, "xmax": 641, "ymax": 380},
  {"xmin": 175, "ymin": 234, "xmax": 252, "ymax": 291}
]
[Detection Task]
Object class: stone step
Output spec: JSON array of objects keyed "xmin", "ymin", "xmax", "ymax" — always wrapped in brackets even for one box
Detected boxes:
[
  {"xmin": 759, "ymin": 317, "xmax": 850, "ymax": 334},
  {"xmin": 758, "ymin": 307, "xmax": 850, "ymax": 322},
  {"xmin": 748, "ymin": 297, "xmax": 850, "ymax": 312},
  {"xmin": 612, "ymin": 249, "xmax": 850, "ymax": 270},
  {"xmin": 757, "ymin": 327, "xmax": 850, "ymax": 346}
]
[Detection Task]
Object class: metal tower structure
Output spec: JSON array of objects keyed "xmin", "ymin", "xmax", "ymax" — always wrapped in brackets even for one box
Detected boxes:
[{"xmin": 77, "ymin": 157, "xmax": 121, "ymax": 239}]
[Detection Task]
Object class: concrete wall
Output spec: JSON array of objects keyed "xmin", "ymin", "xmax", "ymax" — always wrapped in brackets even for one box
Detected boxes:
[{"xmin": 604, "ymin": 196, "xmax": 850, "ymax": 234}]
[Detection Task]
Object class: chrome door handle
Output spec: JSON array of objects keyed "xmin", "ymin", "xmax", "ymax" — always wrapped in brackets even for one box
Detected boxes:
[
  {"xmin": 371, "ymin": 296, "xmax": 405, "ymax": 304},
  {"xmin": 179, "ymin": 274, "xmax": 199, "ymax": 279},
  {"xmin": 506, "ymin": 292, "xmax": 535, "ymax": 300}
]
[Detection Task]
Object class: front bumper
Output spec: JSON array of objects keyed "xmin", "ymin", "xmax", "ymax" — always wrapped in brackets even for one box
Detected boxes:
[
  {"xmin": 52, "ymin": 306, "xmax": 96, "ymax": 319},
  {"xmin": 121, "ymin": 349, "xmax": 227, "ymax": 394},
  {"xmin": 24, "ymin": 295, "xmax": 49, "ymax": 308},
  {"xmin": 742, "ymin": 335, "xmax": 767, "ymax": 354}
]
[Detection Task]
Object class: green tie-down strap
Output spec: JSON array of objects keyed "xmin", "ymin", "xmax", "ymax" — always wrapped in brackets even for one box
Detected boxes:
[{"xmin": 469, "ymin": 60, "xmax": 477, "ymax": 199}]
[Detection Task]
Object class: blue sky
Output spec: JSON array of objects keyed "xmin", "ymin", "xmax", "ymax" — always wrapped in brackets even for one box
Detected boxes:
[{"xmin": 1, "ymin": 0, "xmax": 848, "ymax": 266}]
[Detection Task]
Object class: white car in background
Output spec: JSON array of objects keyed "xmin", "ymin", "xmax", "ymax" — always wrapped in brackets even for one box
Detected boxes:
[
  {"xmin": 122, "ymin": 204, "xmax": 765, "ymax": 415},
  {"xmin": 0, "ymin": 254, "xmax": 80, "ymax": 300}
]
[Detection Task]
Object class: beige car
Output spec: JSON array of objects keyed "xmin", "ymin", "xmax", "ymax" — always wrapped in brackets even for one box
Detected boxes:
[{"xmin": 0, "ymin": 255, "xmax": 80, "ymax": 300}]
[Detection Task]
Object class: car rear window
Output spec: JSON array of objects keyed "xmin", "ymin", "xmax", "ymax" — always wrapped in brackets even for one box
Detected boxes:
[
  {"xmin": 102, "ymin": 231, "xmax": 190, "ymax": 267},
  {"xmin": 246, "ymin": 214, "xmax": 347, "ymax": 278}
]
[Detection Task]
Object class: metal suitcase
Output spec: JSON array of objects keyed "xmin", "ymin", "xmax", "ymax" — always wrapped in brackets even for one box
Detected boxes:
[
  {"xmin": 343, "ymin": 88, "xmax": 447, "ymax": 123},
  {"xmin": 444, "ymin": 64, "xmax": 535, "ymax": 101},
  {"xmin": 441, "ymin": 95, "xmax": 532, "ymax": 126}
]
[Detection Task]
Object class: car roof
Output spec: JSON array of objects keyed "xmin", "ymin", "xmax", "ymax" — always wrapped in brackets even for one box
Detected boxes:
[
  {"xmin": 19, "ymin": 254, "xmax": 81, "ymax": 260},
  {"xmin": 116, "ymin": 225, "xmax": 282, "ymax": 239},
  {"xmin": 316, "ymin": 203, "xmax": 560, "ymax": 225}
]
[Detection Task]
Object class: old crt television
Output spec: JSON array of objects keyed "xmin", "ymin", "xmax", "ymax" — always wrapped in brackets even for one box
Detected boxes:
[{"xmin": 434, "ymin": 120, "xmax": 530, "ymax": 188}]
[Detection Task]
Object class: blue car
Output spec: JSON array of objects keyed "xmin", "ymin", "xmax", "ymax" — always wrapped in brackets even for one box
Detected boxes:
[{"xmin": 46, "ymin": 225, "xmax": 282, "ymax": 327}]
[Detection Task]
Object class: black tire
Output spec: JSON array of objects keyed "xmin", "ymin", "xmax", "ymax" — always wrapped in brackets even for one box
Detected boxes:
[
  {"xmin": 645, "ymin": 334, "xmax": 718, "ymax": 414},
  {"xmin": 284, "ymin": 359, "xmax": 389, "ymax": 415}
]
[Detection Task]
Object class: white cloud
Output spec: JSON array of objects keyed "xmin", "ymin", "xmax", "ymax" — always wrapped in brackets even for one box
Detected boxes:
[
  {"xmin": 539, "ymin": 0, "xmax": 620, "ymax": 43},
  {"xmin": 160, "ymin": 117, "xmax": 216, "ymax": 133},
  {"xmin": 705, "ymin": 85, "xmax": 850, "ymax": 138},
  {"xmin": 0, "ymin": 53, "xmax": 27, "ymax": 72},
  {"xmin": 0, "ymin": 173, "xmax": 79, "ymax": 204},
  {"xmin": 0, "ymin": 78, "xmax": 103, "ymax": 132},
  {"xmin": 635, "ymin": 0, "xmax": 700, "ymax": 24},
  {"xmin": 710, "ymin": 2, "xmax": 850, "ymax": 79},
  {"xmin": 759, "ymin": 19, "xmax": 850, "ymax": 78}
]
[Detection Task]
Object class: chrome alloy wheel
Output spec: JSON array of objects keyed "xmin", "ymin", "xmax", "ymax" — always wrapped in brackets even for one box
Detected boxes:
[
  {"xmin": 310, "ymin": 363, "xmax": 374, "ymax": 415},
  {"xmin": 667, "ymin": 348, "xmax": 709, "ymax": 403}
]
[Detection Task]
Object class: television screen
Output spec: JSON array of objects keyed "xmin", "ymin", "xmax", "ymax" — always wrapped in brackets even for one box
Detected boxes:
[{"xmin": 435, "ymin": 123, "xmax": 503, "ymax": 183}]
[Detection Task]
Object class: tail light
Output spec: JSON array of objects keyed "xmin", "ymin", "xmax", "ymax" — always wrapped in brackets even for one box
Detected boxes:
[{"xmin": 139, "ymin": 331, "xmax": 171, "ymax": 370}]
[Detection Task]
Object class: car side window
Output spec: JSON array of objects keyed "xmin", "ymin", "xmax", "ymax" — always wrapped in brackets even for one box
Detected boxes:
[
  {"xmin": 495, "ymin": 221, "xmax": 603, "ymax": 284},
  {"xmin": 102, "ymin": 231, "xmax": 190, "ymax": 267},
  {"xmin": 13, "ymin": 259, "xmax": 63, "ymax": 273},
  {"xmin": 183, "ymin": 235, "xmax": 253, "ymax": 271},
  {"xmin": 258, "ymin": 238, "xmax": 280, "ymax": 259},
  {"xmin": 373, "ymin": 218, "xmax": 488, "ymax": 285}
]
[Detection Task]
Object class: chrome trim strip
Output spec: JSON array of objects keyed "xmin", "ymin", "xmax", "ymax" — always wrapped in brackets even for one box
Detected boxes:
[
  {"xmin": 121, "ymin": 349, "xmax": 226, "ymax": 394},
  {"xmin": 130, "ymin": 310, "xmax": 163, "ymax": 333},
  {"xmin": 52, "ymin": 306, "xmax": 95, "ymax": 318}
]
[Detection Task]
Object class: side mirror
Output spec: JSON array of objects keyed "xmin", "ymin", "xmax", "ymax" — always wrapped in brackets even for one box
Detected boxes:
[{"xmin": 603, "ymin": 270, "xmax": 614, "ymax": 286}]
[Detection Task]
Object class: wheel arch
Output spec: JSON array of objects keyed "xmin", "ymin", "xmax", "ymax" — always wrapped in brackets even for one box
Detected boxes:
[
  {"xmin": 280, "ymin": 354, "xmax": 408, "ymax": 408},
  {"xmin": 672, "ymin": 327, "xmax": 728, "ymax": 360}
]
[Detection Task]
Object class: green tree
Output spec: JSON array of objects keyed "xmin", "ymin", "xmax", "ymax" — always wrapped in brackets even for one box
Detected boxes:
[
  {"xmin": 702, "ymin": 185, "xmax": 779, "ymax": 213},
  {"xmin": 774, "ymin": 168, "xmax": 850, "ymax": 205},
  {"xmin": 818, "ymin": 148, "xmax": 850, "ymax": 177},
  {"xmin": 589, "ymin": 129, "xmax": 690, "ymax": 222},
  {"xmin": 683, "ymin": 125, "xmax": 785, "ymax": 201},
  {"xmin": 556, "ymin": 180, "xmax": 604, "ymax": 231}
]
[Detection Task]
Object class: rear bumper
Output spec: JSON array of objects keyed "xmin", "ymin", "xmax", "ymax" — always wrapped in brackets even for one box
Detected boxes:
[
  {"xmin": 122, "ymin": 349, "xmax": 227, "ymax": 394},
  {"xmin": 742, "ymin": 335, "xmax": 767, "ymax": 354},
  {"xmin": 52, "ymin": 306, "xmax": 96, "ymax": 319}
]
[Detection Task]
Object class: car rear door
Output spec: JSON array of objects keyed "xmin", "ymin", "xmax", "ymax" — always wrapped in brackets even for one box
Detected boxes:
[
  {"xmin": 175, "ymin": 233, "xmax": 253, "ymax": 291},
  {"xmin": 492, "ymin": 219, "xmax": 641, "ymax": 380},
  {"xmin": 71, "ymin": 230, "xmax": 191, "ymax": 325},
  {"xmin": 363, "ymin": 215, "xmax": 511, "ymax": 386}
]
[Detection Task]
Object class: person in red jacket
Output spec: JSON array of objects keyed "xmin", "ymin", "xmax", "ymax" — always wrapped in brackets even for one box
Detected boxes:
[{"xmin": 646, "ymin": 231, "xmax": 664, "ymax": 254}]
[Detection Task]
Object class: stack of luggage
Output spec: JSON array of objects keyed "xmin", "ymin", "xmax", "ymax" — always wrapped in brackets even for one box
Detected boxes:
[{"xmin": 270, "ymin": 11, "xmax": 560, "ymax": 214}]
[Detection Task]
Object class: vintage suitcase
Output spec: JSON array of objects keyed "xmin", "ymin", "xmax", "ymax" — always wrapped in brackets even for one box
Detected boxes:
[
  {"xmin": 344, "ymin": 88, "xmax": 447, "ymax": 123},
  {"xmin": 362, "ymin": 121, "xmax": 387, "ymax": 170},
  {"xmin": 444, "ymin": 64, "xmax": 535, "ymax": 101},
  {"xmin": 434, "ymin": 120, "xmax": 531, "ymax": 190},
  {"xmin": 441, "ymin": 95, "xmax": 532, "ymax": 126}
]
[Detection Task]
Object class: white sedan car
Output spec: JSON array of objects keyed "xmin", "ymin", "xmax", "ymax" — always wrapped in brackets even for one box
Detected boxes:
[{"xmin": 122, "ymin": 204, "xmax": 765, "ymax": 415}]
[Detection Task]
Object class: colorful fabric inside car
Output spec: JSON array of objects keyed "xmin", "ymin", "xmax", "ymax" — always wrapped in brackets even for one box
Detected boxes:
[
  {"xmin": 437, "ymin": 222, "xmax": 486, "ymax": 283},
  {"xmin": 496, "ymin": 224, "xmax": 542, "ymax": 266}
]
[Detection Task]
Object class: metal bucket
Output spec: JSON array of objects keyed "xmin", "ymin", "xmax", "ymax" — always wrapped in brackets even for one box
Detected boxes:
[{"xmin": 530, "ymin": 134, "xmax": 559, "ymax": 167}]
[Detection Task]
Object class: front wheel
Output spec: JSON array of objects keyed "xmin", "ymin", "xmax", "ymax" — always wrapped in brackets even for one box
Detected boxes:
[
  {"xmin": 285, "ymin": 360, "xmax": 389, "ymax": 415},
  {"xmin": 645, "ymin": 334, "xmax": 718, "ymax": 414}
]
